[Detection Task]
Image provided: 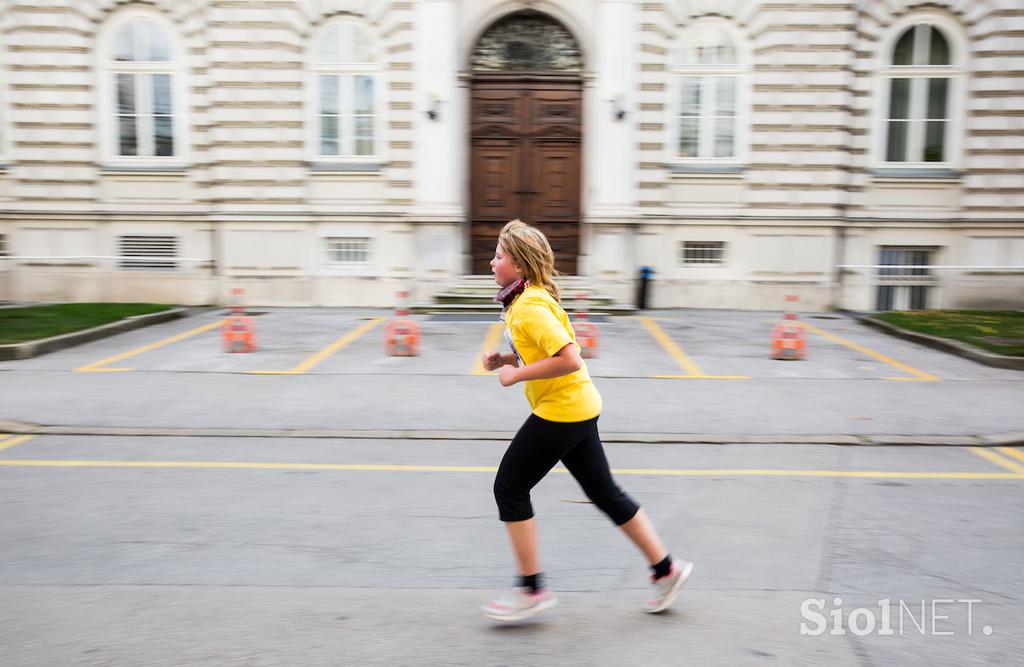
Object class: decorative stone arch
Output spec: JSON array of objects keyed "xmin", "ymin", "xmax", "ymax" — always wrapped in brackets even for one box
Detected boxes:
[{"xmin": 463, "ymin": 2, "xmax": 590, "ymax": 74}]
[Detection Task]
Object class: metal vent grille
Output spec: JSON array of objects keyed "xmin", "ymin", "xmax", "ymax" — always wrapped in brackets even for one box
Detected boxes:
[{"xmin": 118, "ymin": 235, "xmax": 178, "ymax": 270}]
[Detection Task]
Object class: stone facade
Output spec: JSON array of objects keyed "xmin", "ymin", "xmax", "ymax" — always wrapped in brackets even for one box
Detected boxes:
[{"xmin": 0, "ymin": 0, "xmax": 1021, "ymax": 310}]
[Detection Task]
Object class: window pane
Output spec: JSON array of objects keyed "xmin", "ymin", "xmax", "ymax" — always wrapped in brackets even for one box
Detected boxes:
[
  {"xmin": 319, "ymin": 75, "xmax": 339, "ymax": 114},
  {"xmin": 355, "ymin": 76, "xmax": 374, "ymax": 114},
  {"xmin": 317, "ymin": 25, "xmax": 339, "ymax": 62},
  {"xmin": 154, "ymin": 115, "xmax": 174, "ymax": 156},
  {"xmin": 715, "ymin": 77, "xmax": 735, "ymax": 116},
  {"xmin": 877, "ymin": 285, "xmax": 894, "ymax": 311},
  {"xmin": 927, "ymin": 78, "xmax": 948, "ymax": 119},
  {"xmin": 338, "ymin": 24, "xmax": 356, "ymax": 62},
  {"xmin": 320, "ymin": 116, "xmax": 338, "ymax": 155},
  {"xmin": 152, "ymin": 74, "xmax": 172, "ymax": 114},
  {"xmin": 893, "ymin": 27, "xmax": 914, "ymax": 65},
  {"xmin": 679, "ymin": 77, "xmax": 700, "ymax": 116},
  {"xmin": 923, "ymin": 121, "xmax": 945, "ymax": 162},
  {"xmin": 118, "ymin": 116, "xmax": 138, "ymax": 156},
  {"xmin": 886, "ymin": 120, "xmax": 908, "ymax": 161},
  {"xmin": 353, "ymin": 26, "xmax": 372, "ymax": 62},
  {"xmin": 928, "ymin": 27, "xmax": 950, "ymax": 65},
  {"xmin": 116, "ymin": 73, "xmax": 136, "ymax": 114},
  {"xmin": 678, "ymin": 118, "xmax": 698, "ymax": 158},
  {"xmin": 714, "ymin": 117, "xmax": 735, "ymax": 158},
  {"xmin": 114, "ymin": 23, "xmax": 135, "ymax": 61},
  {"xmin": 888, "ymin": 78, "xmax": 910, "ymax": 119},
  {"xmin": 147, "ymin": 21, "xmax": 171, "ymax": 61}
]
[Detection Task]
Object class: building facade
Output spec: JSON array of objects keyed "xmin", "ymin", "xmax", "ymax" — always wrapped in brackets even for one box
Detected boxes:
[{"xmin": 0, "ymin": 0, "xmax": 1022, "ymax": 310}]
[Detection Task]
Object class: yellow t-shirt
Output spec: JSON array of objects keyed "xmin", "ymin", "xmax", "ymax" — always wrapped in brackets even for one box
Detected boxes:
[{"xmin": 503, "ymin": 285, "xmax": 602, "ymax": 422}]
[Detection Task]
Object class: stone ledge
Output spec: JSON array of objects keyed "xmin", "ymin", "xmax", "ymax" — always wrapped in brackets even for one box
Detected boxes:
[{"xmin": 0, "ymin": 421, "xmax": 1020, "ymax": 447}]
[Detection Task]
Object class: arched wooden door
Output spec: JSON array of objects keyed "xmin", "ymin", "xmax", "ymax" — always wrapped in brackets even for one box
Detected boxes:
[{"xmin": 468, "ymin": 12, "xmax": 583, "ymax": 275}]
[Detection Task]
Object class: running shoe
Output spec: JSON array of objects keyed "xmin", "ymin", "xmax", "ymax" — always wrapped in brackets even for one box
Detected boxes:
[
  {"xmin": 644, "ymin": 560, "xmax": 693, "ymax": 613},
  {"xmin": 482, "ymin": 587, "xmax": 558, "ymax": 622}
]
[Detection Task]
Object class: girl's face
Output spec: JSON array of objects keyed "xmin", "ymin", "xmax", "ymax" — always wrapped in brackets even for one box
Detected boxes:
[{"xmin": 490, "ymin": 241, "xmax": 521, "ymax": 287}]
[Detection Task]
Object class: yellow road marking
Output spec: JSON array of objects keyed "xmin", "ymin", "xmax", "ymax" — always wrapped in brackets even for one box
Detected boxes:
[
  {"xmin": 638, "ymin": 316, "xmax": 750, "ymax": 379},
  {"xmin": 247, "ymin": 317, "xmax": 384, "ymax": 375},
  {"xmin": 799, "ymin": 321, "xmax": 939, "ymax": 381},
  {"xmin": 471, "ymin": 323, "xmax": 504, "ymax": 376},
  {"xmin": 0, "ymin": 458, "xmax": 1020, "ymax": 480},
  {"xmin": 75, "ymin": 320, "xmax": 225, "ymax": 372},
  {"xmin": 0, "ymin": 435, "xmax": 35, "ymax": 452},
  {"xmin": 0, "ymin": 434, "xmax": 9, "ymax": 442},
  {"xmin": 999, "ymin": 448, "xmax": 1024, "ymax": 465},
  {"xmin": 969, "ymin": 447, "xmax": 1024, "ymax": 474}
]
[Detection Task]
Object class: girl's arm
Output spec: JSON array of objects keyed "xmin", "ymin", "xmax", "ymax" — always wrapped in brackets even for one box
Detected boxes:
[{"xmin": 499, "ymin": 343, "xmax": 581, "ymax": 386}]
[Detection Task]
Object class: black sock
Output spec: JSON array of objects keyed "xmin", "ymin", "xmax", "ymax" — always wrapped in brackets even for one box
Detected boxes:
[
  {"xmin": 520, "ymin": 573, "xmax": 543, "ymax": 593},
  {"xmin": 651, "ymin": 555, "xmax": 672, "ymax": 580}
]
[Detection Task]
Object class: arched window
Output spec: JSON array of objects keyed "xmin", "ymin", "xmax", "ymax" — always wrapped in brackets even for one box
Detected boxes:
[
  {"xmin": 311, "ymin": 20, "xmax": 381, "ymax": 160},
  {"xmin": 670, "ymin": 20, "xmax": 746, "ymax": 163},
  {"xmin": 878, "ymin": 18, "xmax": 964, "ymax": 166},
  {"xmin": 100, "ymin": 12, "xmax": 183, "ymax": 162}
]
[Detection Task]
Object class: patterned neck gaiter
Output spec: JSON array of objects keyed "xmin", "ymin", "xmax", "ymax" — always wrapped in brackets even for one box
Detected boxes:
[{"xmin": 495, "ymin": 278, "xmax": 529, "ymax": 309}]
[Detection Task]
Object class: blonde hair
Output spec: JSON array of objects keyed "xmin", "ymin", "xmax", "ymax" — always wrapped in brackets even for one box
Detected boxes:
[{"xmin": 498, "ymin": 219, "xmax": 561, "ymax": 302}]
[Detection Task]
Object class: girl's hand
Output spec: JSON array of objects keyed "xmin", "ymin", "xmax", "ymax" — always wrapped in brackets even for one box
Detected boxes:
[
  {"xmin": 497, "ymin": 364, "xmax": 520, "ymax": 387},
  {"xmin": 482, "ymin": 351, "xmax": 503, "ymax": 371}
]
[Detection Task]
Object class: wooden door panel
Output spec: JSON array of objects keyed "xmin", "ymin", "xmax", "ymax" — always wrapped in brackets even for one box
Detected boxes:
[
  {"xmin": 524, "ymin": 144, "xmax": 580, "ymax": 222},
  {"xmin": 470, "ymin": 78, "xmax": 582, "ymax": 275},
  {"xmin": 470, "ymin": 142, "xmax": 520, "ymax": 219}
]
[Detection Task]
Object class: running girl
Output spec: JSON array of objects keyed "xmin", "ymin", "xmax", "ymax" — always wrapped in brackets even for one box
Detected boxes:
[{"xmin": 480, "ymin": 219, "xmax": 693, "ymax": 622}]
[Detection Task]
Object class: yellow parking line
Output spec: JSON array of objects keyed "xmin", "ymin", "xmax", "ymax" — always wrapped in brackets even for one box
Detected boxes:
[
  {"xmin": 247, "ymin": 317, "xmax": 384, "ymax": 375},
  {"xmin": 0, "ymin": 434, "xmax": 9, "ymax": 442},
  {"xmin": 639, "ymin": 316, "xmax": 750, "ymax": 379},
  {"xmin": 0, "ymin": 435, "xmax": 36, "ymax": 452},
  {"xmin": 75, "ymin": 320, "xmax": 225, "ymax": 372},
  {"xmin": 967, "ymin": 447, "xmax": 1024, "ymax": 474},
  {"xmin": 799, "ymin": 321, "xmax": 939, "ymax": 381},
  {"xmin": 999, "ymin": 448, "xmax": 1024, "ymax": 465},
  {"xmin": 471, "ymin": 323, "xmax": 504, "ymax": 376},
  {"xmin": 0, "ymin": 458, "xmax": 1020, "ymax": 480}
]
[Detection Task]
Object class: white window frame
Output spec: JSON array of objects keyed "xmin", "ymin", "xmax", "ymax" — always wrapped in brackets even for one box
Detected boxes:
[
  {"xmin": 680, "ymin": 241, "xmax": 726, "ymax": 266},
  {"xmin": 97, "ymin": 9, "xmax": 188, "ymax": 167},
  {"xmin": 872, "ymin": 12, "xmax": 966, "ymax": 171},
  {"xmin": 307, "ymin": 19, "xmax": 385, "ymax": 166},
  {"xmin": 325, "ymin": 236, "xmax": 371, "ymax": 265},
  {"xmin": 668, "ymin": 18, "xmax": 749, "ymax": 167}
]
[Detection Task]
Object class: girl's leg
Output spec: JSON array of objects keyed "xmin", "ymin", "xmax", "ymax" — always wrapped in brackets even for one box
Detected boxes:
[
  {"xmin": 493, "ymin": 414, "xmax": 579, "ymax": 579},
  {"xmin": 504, "ymin": 517, "xmax": 540, "ymax": 576},
  {"xmin": 561, "ymin": 419, "xmax": 669, "ymax": 564},
  {"xmin": 618, "ymin": 508, "xmax": 669, "ymax": 565}
]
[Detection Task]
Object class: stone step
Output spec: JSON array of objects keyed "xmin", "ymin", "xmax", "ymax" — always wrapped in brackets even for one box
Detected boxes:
[{"xmin": 439, "ymin": 289, "xmax": 617, "ymax": 303}]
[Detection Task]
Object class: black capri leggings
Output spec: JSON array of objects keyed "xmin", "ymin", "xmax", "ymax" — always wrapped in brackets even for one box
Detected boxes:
[{"xmin": 493, "ymin": 413, "xmax": 640, "ymax": 526}]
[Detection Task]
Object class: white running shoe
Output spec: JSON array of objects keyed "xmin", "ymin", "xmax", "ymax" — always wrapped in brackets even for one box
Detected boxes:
[
  {"xmin": 644, "ymin": 560, "xmax": 693, "ymax": 614},
  {"xmin": 482, "ymin": 587, "xmax": 558, "ymax": 622}
]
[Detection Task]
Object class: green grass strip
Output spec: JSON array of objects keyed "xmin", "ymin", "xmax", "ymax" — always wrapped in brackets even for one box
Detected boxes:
[
  {"xmin": 0, "ymin": 303, "xmax": 172, "ymax": 344},
  {"xmin": 875, "ymin": 310, "xmax": 1024, "ymax": 357}
]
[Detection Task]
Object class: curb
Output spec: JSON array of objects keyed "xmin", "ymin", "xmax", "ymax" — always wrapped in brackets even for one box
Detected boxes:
[
  {"xmin": 0, "ymin": 307, "xmax": 188, "ymax": 361},
  {"xmin": 1, "ymin": 421, "xmax": 1022, "ymax": 447},
  {"xmin": 853, "ymin": 313, "xmax": 1024, "ymax": 371}
]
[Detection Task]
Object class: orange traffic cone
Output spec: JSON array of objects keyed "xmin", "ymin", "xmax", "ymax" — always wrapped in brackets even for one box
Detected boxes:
[
  {"xmin": 571, "ymin": 291, "xmax": 599, "ymax": 359},
  {"xmin": 222, "ymin": 288, "xmax": 257, "ymax": 353},
  {"xmin": 770, "ymin": 295, "xmax": 806, "ymax": 360},
  {"xmin": 384, "ymin": 290, "xmax": 421, "ymax": 356}
]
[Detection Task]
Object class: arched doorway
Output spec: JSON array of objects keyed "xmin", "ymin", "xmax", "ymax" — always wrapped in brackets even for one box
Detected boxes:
[{"xmin": 468, "ymin": 11, "xmax": 583, "ymax": 275}]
